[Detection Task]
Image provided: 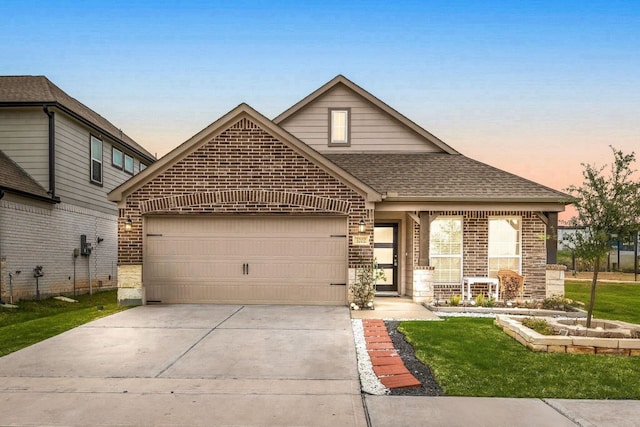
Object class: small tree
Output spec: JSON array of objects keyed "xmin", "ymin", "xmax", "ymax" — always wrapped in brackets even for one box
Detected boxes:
[{"xmin": 565, "ymin": 147, "xmax": 640, "ymax": 327}]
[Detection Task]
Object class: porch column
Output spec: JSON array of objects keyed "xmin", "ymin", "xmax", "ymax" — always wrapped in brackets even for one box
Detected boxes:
[
  {"xmin": 546, "ymin": 212, "xmax": 559, "ymax": 264},
  {"xmin": 418, "ymin": 211, "xmax": 430, "ymax": 266}
]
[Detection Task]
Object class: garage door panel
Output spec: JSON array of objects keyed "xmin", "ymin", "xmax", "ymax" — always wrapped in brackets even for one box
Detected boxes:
[{"xmin": 144, "ymin": 216, "xmax": 348, "ymax": 305}]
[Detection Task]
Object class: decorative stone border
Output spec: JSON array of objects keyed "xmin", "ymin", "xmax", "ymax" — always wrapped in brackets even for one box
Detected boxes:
[{"xmin": 495, "ymin": 315, "xmax": 640, "ymax": 356}]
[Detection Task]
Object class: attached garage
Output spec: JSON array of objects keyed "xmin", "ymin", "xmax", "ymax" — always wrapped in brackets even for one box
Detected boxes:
[{"xmin": 143, "ymin": 216, "xmax": 348, "ymax": 305}]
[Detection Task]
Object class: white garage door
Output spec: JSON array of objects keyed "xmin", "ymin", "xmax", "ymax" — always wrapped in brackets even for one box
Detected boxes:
[{"xmin": 143, "ymin": 216, "xmax": 348, "ymax": 305}]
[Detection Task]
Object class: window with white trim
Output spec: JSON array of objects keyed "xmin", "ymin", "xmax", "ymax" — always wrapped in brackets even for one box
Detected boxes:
[
  {"xmin": 112, "ymin": 147, "xmax": 123, "ymax": 169},
  {"xmin": 139, "ymin": 163, "xmax": 147, "ymax": 172},
  {"xmin": 124, "ymin": 153, "xmax": 134, "ymax": 174},
  {"xmin": 329, "ymin": 108, "xmax": 349, "ymax": 145},
  {"xmin": 429, "ymin": 216, "xmax": 463, "ymax": 283},
  {"xmin": 488, "ymin": 216, "xmax": 522, "ymax": 277},
  {"xmin": 90, "ymin": 135, "xmax": 103, "ymax": 184}
]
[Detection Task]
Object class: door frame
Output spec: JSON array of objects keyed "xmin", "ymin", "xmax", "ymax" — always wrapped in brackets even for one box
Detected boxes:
[{"xmin": 374, "ymin": 222, "xmax": 399, "ymax": 293}]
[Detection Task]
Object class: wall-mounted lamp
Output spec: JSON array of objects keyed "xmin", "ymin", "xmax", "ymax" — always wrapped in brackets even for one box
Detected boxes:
[
  {"xmin": 358, "ymin": 219, "xmax": 366, "ymax": 233},
  {"xmin": 124, "ymin": 216, "xmax": 133, "ymax": 232}
]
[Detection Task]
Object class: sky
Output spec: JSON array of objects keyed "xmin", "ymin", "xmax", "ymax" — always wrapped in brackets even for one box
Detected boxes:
[{"xmin": 2, "ymin": 0, "xmax": 639, "ymax": 221}]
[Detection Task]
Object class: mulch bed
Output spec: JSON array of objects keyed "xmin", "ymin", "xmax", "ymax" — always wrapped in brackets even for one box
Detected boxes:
[{"xmin": 385, "ymin": 321, "xmax": 444, "ymax": 396}]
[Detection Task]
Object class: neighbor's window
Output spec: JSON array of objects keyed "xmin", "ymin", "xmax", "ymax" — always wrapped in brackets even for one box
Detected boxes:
[
  {"xmin": 329, "ymin": 108, "xmax": 350, "ymax": 145},
  {"xmin": 90, "ymin": 135, "xmax": 103, "ymax": 184},
  {"xmin": 112, "ymin": 147, "xmax": 123, "ymax": 169},
  {"xmin": 429, "ymin": 216, "xmax": 463, "ymax": 283},
  {"xmin": 139, "ymin": 163, "xmax": 147, "ymax": 172},
  {"xmin": 488, "ymin": 216, "xmax": 521, "ymax": 277},
  {"xmin": 124, "ymin": 154, "xmax": 134, "ymax": 174}
]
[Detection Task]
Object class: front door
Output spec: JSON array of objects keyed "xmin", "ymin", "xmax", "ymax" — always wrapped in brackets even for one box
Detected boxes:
[{"xmin": 374, "ymin": 224, "xmax": 398, "ymax": 292}]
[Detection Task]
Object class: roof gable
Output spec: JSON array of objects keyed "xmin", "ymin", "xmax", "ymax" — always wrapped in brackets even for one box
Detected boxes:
[
  {"xmin": 274, "ymin": 75, "xmax": 458, "ymax": 154},
  {"xmin": 108, "ymin": 103, "xmax": 381, "ymax": 203},
  {"xmin": 0, "ymin": 76, "xmax": 155, "ymax": 162}
]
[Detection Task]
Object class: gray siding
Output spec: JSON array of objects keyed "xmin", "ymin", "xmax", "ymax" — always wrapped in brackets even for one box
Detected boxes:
[
  {"xmin": 0, "ymin": 108, "xmax": 49, "ymax": 189},
  {"xmin": 280, "ymin": 85, "xmax": 442, "ymax": 153},
  {"xmin": 54, "ymin": 113, "xmax": 145, "ymax": 214}
]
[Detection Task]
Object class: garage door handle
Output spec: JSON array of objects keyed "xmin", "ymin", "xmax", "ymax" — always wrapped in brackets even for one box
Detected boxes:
[
  {"xmin": 246, "ymin": 263, "xmax": 249, "ymax": 275},
  {"xmin": 242, "ymin": 263, "xmax": 249, "ymax": 275}
]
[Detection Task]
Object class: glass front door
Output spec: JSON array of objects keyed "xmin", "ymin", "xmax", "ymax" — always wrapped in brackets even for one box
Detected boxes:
[{"xmin": 374, "ymin": 224, "xmax": 398, "ymax": 292}]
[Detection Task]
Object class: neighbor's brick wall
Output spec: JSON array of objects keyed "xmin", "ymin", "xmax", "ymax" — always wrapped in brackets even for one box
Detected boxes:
[
  {"xmin": 409, "ymin": 211, "xmax": 547, "ymax": 300},
  {"xmin": 119, "ymin": 117, "xmax": 372, "ymax": 265},
  {"xmin": 0, "ymin": 199, "xmax": 117, "ymax": 300}
]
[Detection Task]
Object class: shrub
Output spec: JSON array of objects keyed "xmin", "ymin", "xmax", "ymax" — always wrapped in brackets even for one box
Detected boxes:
[
  {"xmin": 450, "ymin": 295, "xmax": 461, "ymax": 306},
  {"xmin": 521, "ymin": 317, "xmax": 554, "ymax": 335}
]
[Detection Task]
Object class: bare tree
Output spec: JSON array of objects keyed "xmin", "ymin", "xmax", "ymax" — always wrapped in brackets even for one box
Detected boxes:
[{"xmin": 565, "ymin": 147, "xmax": 640, "ymax": 327}]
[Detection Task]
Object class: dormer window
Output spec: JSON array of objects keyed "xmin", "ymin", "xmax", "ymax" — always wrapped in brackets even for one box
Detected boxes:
[{"xmin": 329, "ymin": 108, "xmax": 350, "ymax": 145}]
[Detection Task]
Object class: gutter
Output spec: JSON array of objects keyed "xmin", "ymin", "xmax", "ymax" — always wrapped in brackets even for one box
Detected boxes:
[
  {"xmin": 0, "ymin": 102, "xmax": 155, "ymax": 163},
  {"xmin": 0, "ymin": 186, "xmax": 60, "ymax": 204},
  {"xmin": 43, "ymin": 106, "xmax": 56, "ymax": 198}
]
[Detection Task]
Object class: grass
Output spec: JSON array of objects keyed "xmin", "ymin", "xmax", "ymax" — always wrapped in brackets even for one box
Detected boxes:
[
  {"xmin": 0, "ymin": 290, "xmax": 129, "ymax": 357},
  {"xmin": 565, "ymin": 280, "xmax": 640, "ymax": 324},
  {"xmin": 400, "ymin": 317, "xmax": 640, "ymax": 399}
]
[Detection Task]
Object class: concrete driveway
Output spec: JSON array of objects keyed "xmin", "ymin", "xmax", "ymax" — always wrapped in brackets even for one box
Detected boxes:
[{"xmin": 0, "ymin": 305, "xmax": 367, "ymax": 426}]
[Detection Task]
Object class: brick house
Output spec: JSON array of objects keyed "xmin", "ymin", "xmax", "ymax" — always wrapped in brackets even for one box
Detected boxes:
[
  {"xmin": 109, "ymin": 75, "xmax": 568, "ymax": 306},
  {"xmin": 0, "ymin": 76, "xmax": 155, "ymax": 301}
]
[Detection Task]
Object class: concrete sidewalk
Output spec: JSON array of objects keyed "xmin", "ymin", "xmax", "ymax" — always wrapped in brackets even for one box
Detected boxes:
[{"xmin": 364, "ymin": 396, "xmax": 640, "ymax": 427}]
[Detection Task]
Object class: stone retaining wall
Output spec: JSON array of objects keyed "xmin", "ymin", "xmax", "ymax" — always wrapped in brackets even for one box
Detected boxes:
[{"xmin": 495, "ymin": 315, "xmax": 640, "ymax": 356}]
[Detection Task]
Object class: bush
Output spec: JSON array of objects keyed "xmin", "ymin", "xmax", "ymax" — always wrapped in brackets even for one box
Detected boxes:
[
  {"xmin": 521, "ymin": 317, "xmax": 554, "ymax": 335},
  {"xmin": 450, "ymin": 295, "xmax": 461, "ymax": 306}
]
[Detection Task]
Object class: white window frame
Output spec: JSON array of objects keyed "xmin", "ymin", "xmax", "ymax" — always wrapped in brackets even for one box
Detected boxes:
[
  {"xmin": 488, "ymin": 216, "xmax": 522, "ymax": 277},
  {"xmin": 139, "ymin": 163, "xmax": 147, "ymax": 172},
  {"xmin": 112, "ymin": 147, "xmax": 123, "ymax": 169},
  {"xmin": 429, "ymin": 216, "xmax": 463, "ymax": 284},
  {"xmin": 329, "ymin": 108, "xmax": 350, "ymax": 145},
  {"xmin": 124, "ymin": 153, "xmax": 134, "ymax": 175},
  {"xmin": 90, "ymin": 135, "xmax": 103, "ymax": 185}
]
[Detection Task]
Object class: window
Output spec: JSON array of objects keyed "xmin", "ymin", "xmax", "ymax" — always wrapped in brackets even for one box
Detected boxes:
[
  {"xmin": 429, "ymin": 217, "xmax": 463, "ymax": 283},
  {"xmin": 112, "ymin": 147, "xmax": 123, "ymax": 169},
  {"xmin": 90, "ymin": 135, "xmax": 103, "ymax": 184},
  {"xmin": 139, "ymin": 163, "xmax": 147, "ymax": 172},
  {"xmin": 329, "ymin": 108, "xmax": 350, "ymax": 145},
  {"xmin": 488, "ymin": 217, "xmax": 521, "ymax": 277},
  {"xmin": 124, "ymin": 154, "xmax": 134, "ymax": 174}
]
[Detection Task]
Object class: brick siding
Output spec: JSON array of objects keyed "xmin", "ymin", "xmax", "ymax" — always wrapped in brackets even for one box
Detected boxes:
[
  {"xmin": 0, "ymin": 199, "xmax": 117, "ymax": 300},
  {"xmin": 409, "ymin": 211, "xmax": 547, "ymax": 300},
  {"xmin": 118, "ymin": 117, "xmax": 372, "ymax": 265}
]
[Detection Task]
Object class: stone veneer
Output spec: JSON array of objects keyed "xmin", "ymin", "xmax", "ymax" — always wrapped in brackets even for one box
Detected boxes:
[
  {"xmin": 545, "ymin": 264, "xmax": 566, "ymax": 298},
  {"xmin": 496, "ymin": 315, "xmax": 640, "ymax": 356}
]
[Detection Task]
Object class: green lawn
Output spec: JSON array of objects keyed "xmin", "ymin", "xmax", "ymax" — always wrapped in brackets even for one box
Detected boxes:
[
  {"xmin": 565, "ymin": 280, "xmax": 640, "ymax": 324},
  {"xmin": 400, "ymin": 281, "xmax": 640, "ymax": 399},
  {"xmin": 400, "ymin": 318, "xmax": 640, "ymax": 399},
  {"xmin": 0, "ymin": 290, "xmax": 129, "ymax": 357}
]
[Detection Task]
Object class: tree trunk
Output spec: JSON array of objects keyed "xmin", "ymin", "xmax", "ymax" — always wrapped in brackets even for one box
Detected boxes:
[{"xmin": 587, "ymin": 257, "xmax": 600, "ymax": 329}]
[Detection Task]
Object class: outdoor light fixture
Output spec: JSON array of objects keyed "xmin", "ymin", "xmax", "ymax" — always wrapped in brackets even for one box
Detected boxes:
[
  {"xmin": 358, "ymin": 219, "xmax": 366, "ymax": 233},
  {"xmin": 124, "ymin": 216, "xmax": 133, "ymax": 232}
]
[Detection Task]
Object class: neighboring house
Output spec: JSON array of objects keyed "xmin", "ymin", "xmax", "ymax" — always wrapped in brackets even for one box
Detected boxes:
[
  {"xmin": 0, "ymin": 76, "xmax": 155, "ymax": 301},
  {"xmin": 559, "ymin": 226, "xmax": 639, "ymax": 271},
  {"xmin": 109, "ymin": 75, "xmax": 569, "ymax": 306}
]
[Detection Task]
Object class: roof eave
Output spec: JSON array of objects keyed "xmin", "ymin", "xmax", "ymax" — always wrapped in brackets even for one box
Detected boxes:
[
  {"xmin": 0, "ymin": 102, "xmax": 155, "ymax": 163},
  {"xmin": 0, "ymin": 186, "xmax": 60, "ymax": 204}
]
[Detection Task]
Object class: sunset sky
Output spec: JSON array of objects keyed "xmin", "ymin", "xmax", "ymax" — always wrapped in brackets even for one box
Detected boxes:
[{"xmin": 2, "ymin": 1, "xmax": 639, "ymax": 222}]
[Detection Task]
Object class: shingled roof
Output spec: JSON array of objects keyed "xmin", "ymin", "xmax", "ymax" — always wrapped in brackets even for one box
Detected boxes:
[
  {"xmin": 0, "ymin": 76, "xmax": 154, "ymax": 162},
  {"xmin": 0, "ymin": 150, "xmax": 54, "ymax": 202},
  {"xmin": 325, "ymin": 153, "xmax": 569, "ymax": 203}
]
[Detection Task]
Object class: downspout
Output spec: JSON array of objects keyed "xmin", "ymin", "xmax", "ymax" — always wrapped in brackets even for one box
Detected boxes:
[
  {"xmin": 43, "ymin": 106, "xmax": 56, "ymax": 199},
  {"xmin": 0, "ymin": 189, "xmax": 4, "ymax": 303}
]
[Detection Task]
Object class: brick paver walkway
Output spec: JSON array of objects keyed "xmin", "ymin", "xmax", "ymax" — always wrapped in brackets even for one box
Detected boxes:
[{"xmin": 362, "ymin": 319, "xmax": 421, "ymax": 389}]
